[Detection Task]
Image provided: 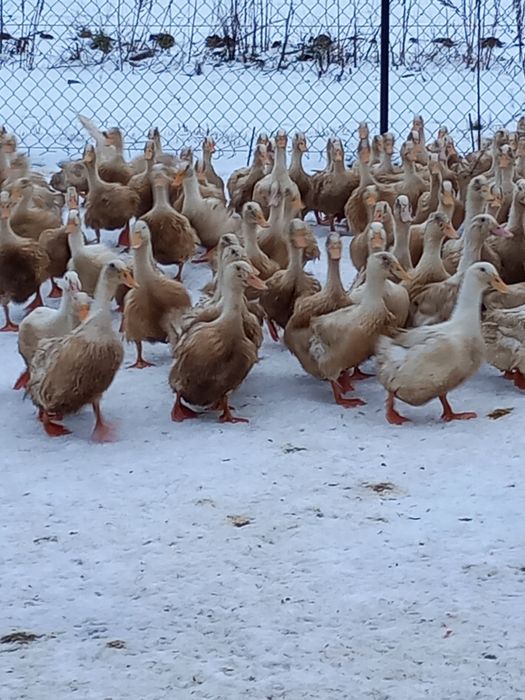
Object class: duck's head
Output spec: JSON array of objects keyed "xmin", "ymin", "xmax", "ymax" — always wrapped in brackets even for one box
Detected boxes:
[
  {"xmin": 65, "ymin": 209, "xmax": 81, "ymax": 234},
  {"xmin": 515, "ymin": 179, "xmax": 525, "ymax": 204},
  {"xmin": 224, "ymin": 259, "xmax": 267, "ymax": 291},
  {"xmin": 104, "ymin": 259, "xmax": 138, "ymax": 288},
  {"xmin": 382, "ymin": 132, "xmax": 395, "ymax": 155},
  {"xmin": 131, "ymin": 220, "xmax": 152, "ymax": 249},
  {"xmin": 144, "ymin": 139, "xmax": 155, "ymax": 161},
  {"xmin": 487, "ymin": 183, "xmax": 503, "ymax": 209},
  {"xmin": 173, "ymin": 162, "xmax": 192, "ymax": 187},
  {"xmin": 275, "ymin": 129, "xmax": 288, "ymax": 149},
  {"xmin": 367, "ymin": 222, "xmax": 387, "ymax": 252},
  {"xmin": 293, "ymin": 132, "xmax": 308, "ymax": 153},
  {"xmin": 179, "ymin": 146, "xmax": 193, "ymax": 163},
  {"xmin": 254, "ymin": 143, "xmax": 271, "ymax": 166},
  {"xmin": 326, "ymin": 232, "xmax": 342, "ymax": 260},
  {"xmin": 368, "ymin": 251, "xmax": 410, "ymax": 281},
  {"xmin": 471, "ymin": 214, "xmax": 512, "ymax": 240},
  {"xmin": 66, "ymin": 186, "xmax": 79, "ymax": 209},
  {"xmin": 62, "ymin": 271, "xmax": 82, "ymax": 293},
  {"xmin": 437, "ymin": 125, "xmax": 449, "ymax": 140},
  {"xmin": 470, "ymin": 175, "xmax": 490, "ymax": 200},
  {"xmin": 494, "ymin": 128, "xmax": 510, "ymax": 148},
  {"xmin": 257, "ymin": 132, "xmax": 269, "ymax": 146},
  {"xmin": 357, "ymin": 122, "xmax": 369, "ymax": 140},
  {"xmin": 10, "ymin": 177, "xmax": 32, "ymax": 203},
  {"xmin": 497, "ymin": 144, "xmax": 513, "ymax": 168},
  {"xmin": 372, "ymin": 134, "xmax": 383, "ymax": 155},
  {"xmin": 440, "ymin": 180, "xmax": 456, "ymax": 207},
  {"xmin": 72, "ymin": 291, "xmax": 92, "ymax": 322},
  {"xmin": 428, "ymin": 152, "xmax": 440, "ymax": 174},
  {"xmin": 426, "ymin": 211, "xmax": 457, "ymax": 240},
  {"xmin": 412, "ymin": 115, "xmax": 424, "ymax": 131},
  {"xmin": 331, "ymin": 139, "xmax": 344, "ymax": 162},
  {"xmin": 468, "ymin": 262, "xmax": 508, "ymax": 293},
  {"xmin": 0, "ymin": 190, "xmax": 11, "ymax": 218},
  {"xmin": 1, "ymin": 133, "xmax": 17, "ymax": 154},
  {"xmin": 394, "ymin": 194, "xmax": 412, "ymax": 224},
  {"xmin": 517, "ymin": 116, "xmax": 525, "ymax": 134},
  {"xmin": 401, "ymin": 140, "xmax": 418, "ymax": 163},
  {"xmin": 105, "ymin": 127, "xmax": 123, "ymax": 150},
  {"xmin": 363, "ymin": 185, "xmax": 378, "ymax": 207},
  {"xmin": 372, "ymin": 201, "xmax": 391, "ymax": 224},
  {"xmin": 203, "ymin": 136, "xmax": 216, "ymax": 154},
  {"xmin": 289, "ymin": 219, "xmax": 309, "ymax": 249},
  {"xmin": 83, "ymin": 143, "xmax": 96, "ymax": 164},
  {"xmin": 219, "ymin": 233, "xmax": 242, "ymax": 253},
  {"xmin": 242, "ymin": 201, "xmax": 269, "ymax": 228}
]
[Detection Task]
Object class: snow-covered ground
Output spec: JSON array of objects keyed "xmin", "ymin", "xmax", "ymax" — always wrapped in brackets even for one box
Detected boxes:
[{"xmin": 2, "ymin": 178, "xmax": 525, "ymax": 696}]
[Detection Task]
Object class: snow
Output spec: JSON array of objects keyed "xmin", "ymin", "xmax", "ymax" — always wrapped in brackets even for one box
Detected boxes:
[{"xmin": 2, "ymin": 203, "xmax": 525, "ymax": 697}]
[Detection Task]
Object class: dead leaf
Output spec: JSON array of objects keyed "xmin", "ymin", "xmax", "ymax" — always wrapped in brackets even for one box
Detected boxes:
[
  {"xmin": 33, "ymin": 536, "xmax": 58, "ymax": 544},
  {"xmin": 282, "ymin": 443, "xmax": 307, "ymax": 454},
  {"xmin": 1, "ymin": 632, "xmax": 42, "ymax": 644},
  {"xmin": 487, "ymin": 407, "xmax": 513, "ymax": 419},
  {"xmin": 227, "ymin": 515, "xmax": 251, "ymax": 528},
  {"xmin": 106, "ymin": 639, "xmax": 126, "ymax": 649},
  {"xmin": 366, "ymin": 482, "xmax": 395, "ymax": 494}
]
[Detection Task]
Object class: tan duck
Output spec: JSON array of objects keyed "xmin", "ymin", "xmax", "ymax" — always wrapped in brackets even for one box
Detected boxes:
[
  {"xmin": 253, "ymin": 129, "xmax": 301, "ymax": 218},
  {"xmin": 482, "ymin": 303, "xmax": 525, "ymax": 390},
  {"xmin": 78, "ymin": 116, "xmax": 133, "ymax": 185},
  {"xmin": 128, "ymin": 139, "xmax": 155, "ymax": 217},
  {"xmin": 350, "ymin": 217, "xmax": 388, "ymax": 272},
  {"xmin": 124, "ymin": 221, "xmax": 191, "ymax": 368},
  {"xmin": 227, "ymin": 143, "xmax": 270, "ymax": 213},
  {"xmin": 0, "ymin": 192, "xmax": 49, "ymax": 329},
  {"xmin": 411, "ymin": 214, "xmax": 512, "ymax": 326},
  {"xmin": 200, "ymin": 136, "xmax": 225, "ymax": 197},
  {"xmin": 82, "ymin": 144, "xmax": 139, "ymax": 245},
  {"xmin": 169, "ymin": 259, "xmax": 266, "ymax": 424},
  {"xmin": 260, "ymin": 219, "xmax": 321, "ymax": 341},
  {"xmin": 487, "ymin": 179, "xmax": 525, "ymax": 283},
  {"xmin": 313, "ymin": 137, "xmax": 358, "ymax": 230},
  {"xmin": 344, "ymin": 136, "xmax": 380, "ymax": 234},
  {"xmin": 28, "ymin": 259, "xmax": 136, "ymax": 441},
  {"xmin": 372, "ymin": 132, "xmax": 401, "ymax": 179},
  {"xmin": 284, "ymin": 233, "xmax": 352, "ymax": 378},
  {"xmin": 140, "ymin": 166, "xmax": 198, "ymax": 280},
  {"xmin": 288, "ymin": 132, "xmax": 314, "ymax": 215},
  {"xmin": 493, "ymin": 144, "xmax": 515, "ymax": 223},
  {"xmin": 391, "ymin": 195, "xmax": 414, "ymax": 270},
  {"xmin": 240, "ymin": 202, "xmax": 279, "ymax": 280},
  {"xmin": 49, "ymin": 159, "xmax": 89, "ymax": 195},
  {"xmin": 66, "ymin": 210, "xmax": 126, "ymax": 296},
  {"xmin": 408, "ymin": 179, "xmax": 456, "ymax": 264},
  {"xmin": 412, "ymin": 154, "xmax": 441, "ymax": 223},
  {"xmin": 376, "ymin": 262, "xmax": 508, "ymax": 425},
  {"xmin": 258, "ymin": 185, "xmax": 305, "ymax": 268},
  {"xmin": 14, "ymin": 272, "xmax": 89, "ymax": 390},
  {"xmin": 308, "ymin": 252, "xmax": 407, "ymax": 407},
  {"xmin": 175, "ymin": 162, "xmax": 239, "ymax": 257},
  {"xmin": 39, "ymin": 187, "xmax": 80, "ymax": 298},
  {"xmin": 9, "ymin": 178, "xmax": 62, "ymax": 239}
]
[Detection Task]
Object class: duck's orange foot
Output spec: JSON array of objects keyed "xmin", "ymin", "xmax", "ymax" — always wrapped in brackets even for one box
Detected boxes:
[
  {"xmin": 386, "ymin": 392, "xmax": 410, "ymax": 425},
  {"xmin": 331, "ymin": 380, "xmax": 366, "ymax": 408},
  {"xmin": 266, "ymin": 318, "xmax": 280, "ymax": 342},
  {"xmin": 0, "ymin": 321, "xmax": 19, "ymax": 332},
  {"xmin": 48, "ymin": 280, "xmax": 63, "ymax": 298},
  {"xmin": 352, "ymin": 365, "xmax": 374, "ymax": 380},
  {"xmin": 513, "ymin": 369, "xmax": 525, "ymax": 390},
  {"xmin": 337, "ymin": 370, "xmax": 354, "ymax": 394},
  {"xmin": 439, "ymin": 395, "xmax": 477, "ymax": 422},
  {"xmin": 92, "ymin": 421, "xmax": 117, "ymax": 443},
  {"xmin": 24, "ymin": 292, "xmax": 43, "ymax": 314},
  {"xmin": 117, "ymin": 223, "xmax": 130, "ymax": 248},
  {"xmin": 171, "ymin": 396, "xmax": 200, "ymax": 422},
  {"xmin": 192, "ymin": 246, "xmax": 216, "ymax": 264},
  {"xmin": 502, "ymin": 370, "xmax": 515, "ymax": 380},
  {"xmin": 42, "ymin": 412, "xmax": 71, "ymax": 437},
  {"xmin": 13, "ymin": 369, "xmax": 30, "ymax": 390},
  {"xmin": 217, "ymin": 398, "xmax": 248, "ymax": 424},
  {"xmin": 127, "ymin": 358, "xmax": 155, "ymax": 369}
]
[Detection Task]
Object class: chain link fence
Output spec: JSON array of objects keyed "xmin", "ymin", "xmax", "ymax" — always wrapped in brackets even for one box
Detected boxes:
[{"xmin": 0, "ymin": 0, "xmax": 524, "ymax": 162}]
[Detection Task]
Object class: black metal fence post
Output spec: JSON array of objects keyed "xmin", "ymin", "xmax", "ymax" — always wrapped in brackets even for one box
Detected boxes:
[{"xmin": 380, "ymin": 0, "xmax": 390, "ymax": 134}]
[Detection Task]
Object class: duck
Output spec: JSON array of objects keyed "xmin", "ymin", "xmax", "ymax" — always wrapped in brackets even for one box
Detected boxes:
[
  {"xmin": 140, "ymin": 166, "xmax": 198, "ymax": 280},
  {"xmin": 313, "ymin": 137, "xmax": 358, "ymax": 230},
  {"xmin": 411, "ymin": 214, "xmax": 512, "ymax": 326},
  {"xmin": 372, "ymin": 132, "xmax": 401, "ymax": 179},
  {"xmin": 28, "ymin": 259, "xmax": 136, "ymax": 441},
  {"xmin": 350, "ymin": 217, "xmax": 389, "ymax": 272},
  {"xmin": 308, "ymin": 252, "xmax": 408, "ymax": 407},
  {"xmin": 408, "ymin": 179, "xmax": 456, "ymax": 264},
  {"xmin": 239, "ymin": 202, "xmax": 279, "ymax": 280},
  {"xmin": 9, "ymin": 178, "xmax": 62, "ymax": 239},
  {"xmin": 411, "ymin": 154, "xmax": 442, "ymax": 224},
  {"xmin": 288, "ymin": 132, "xmax": 314, "ymax": 215},
  {"xmin": 227, "ymin": 142, "xmax": 270, "ymax": 213},
  {"xmin": 344, "ymin": 136, "xmax": 380, "ymax": 234},
  {"xmin": 49, "ymin": 158, "xmax": 89, "ymax": 195},
  {"xmin": 127, "ymin": 139, "xmax": 155, "ymax": 217},
  {"xmin": 199, "ymin": 136, "xmax": 225, "ymax": 197},
  {"xmin": 39, "ymin": 187, "xmax": 81, "ymax": 299},
  {"xmin": 375, "ymin": 262, "xmax": 508, "ymax": 424},
  {"xmin": 123, "ymin": 221, "xmax": 191, "ymax": 368},
  {"xmin": 260, "ymin": 219, "xmax": 321, "ymax": 340},
  {"xmin": 78, "ymin": 116, "xmax": 133, "ymax": 185},
  {"xmin": 82, "ymin": 144, "xmax": 140, "ymax": 246},
  {"xmin": 66, "ymin": 209, "xmax": 126, "ymax": 295},
  {"xmin": 486, "ymin": 179, "xmax": 525, "ymax": 283},
  {"xmin": 14, "ymin": 272, "xmax": 90, "ymax": 390},
  {"xmin": 284, "ymin": 232, "xmax": 352, "ymax": 378},
  {"xmin": 253, "ymin": 129, "xmax": 301, "ymax": 218},
  {"xmin": 175, "ymin": 162, "xmax": 239, "ymax": 258},
  {"xmin": 493, "ymin": 144, "xmax": 515, "ymax": 222},
  {"xmin": 169, "ymin": 259, "xmax": 266, "ymax": 424},
  {"xmin": 391, "ymin": 195, "xmax": 413, "ymax": 270},
  {"xmin": 0, "ymin": 191, "xmax": 49, "ymax": 329},
  {"xmin": 482, "ymin": 305, "xmax": 525, "ymax": 390}
]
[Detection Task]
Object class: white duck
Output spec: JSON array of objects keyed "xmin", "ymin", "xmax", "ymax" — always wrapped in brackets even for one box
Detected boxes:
[{"xmin": 375, "ymin": 262, "xmax": 508, "ymax": 424}]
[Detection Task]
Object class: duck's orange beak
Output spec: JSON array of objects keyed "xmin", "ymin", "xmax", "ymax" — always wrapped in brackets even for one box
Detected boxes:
[
  {"xmin": 78, "ymin": 304, "xmax": 91, "ymax": 322},
  {"xmin": 444, "ymin": 223, "xmax": 458, "ymax": 239},
  {"xmin": 131, "ymin": 232, "xmax": 143, "ymax": 249},
  {"xmin": 247, "ymin": 274, "xmax": 267, "ymax": 291},
  {"xmin": 120, "ymin": 269, "xmax": 138, "ymax": 288},
  {"xmin": 490, "ymin": 275, "xmax": 509, "ymax": 293},
  {"xmin": 256, "ymin": 212, "xmax": 270, "ymax": 228}
]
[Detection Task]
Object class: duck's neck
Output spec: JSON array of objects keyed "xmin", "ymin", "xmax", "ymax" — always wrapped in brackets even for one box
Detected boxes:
[
  {"xmin": 284, "ymin": 245, "xmax": 304, "ymax": 281},
  {"xmin": 437, "ymin": 197, "xmax": 454, "ymax": 219},
  {"xmin": 464, "ymin": 191, "xmax": 485, "ymax": 230},
  {"xmin": 60, "ymin": 290, "xmax": 75, "ymax": 319},
  {"xmin": 325, "ymin": 256, "xmax": 345, "ymax": 296},
  {"xmin": 84, "ymin": 158, "xmax": 103, "ymax": 190},
  {"xmin": 92, "ymin": 273, "xmax": 118, "ymax": 315},
  {"xmin": 133, "ymin": 241, "xmax": 156, "ymax": 285},
  {"xmin": 457, "ymin": 226, "xmax": 484, "ymax": 274},
  {"xmin": 67, "ymin": 228, "xmax": 84, "ymax": 257},
  {"xmin": 380, "ymin": 150, "xmax": 394, "ymax": 173},
  {"xmin": 450, "ymin": 273, "xmax": 484, "ymax": 332},
  {"xmin": 392, "ymin": 221, "xmax": 412, "ymax": 269},
  {"xmin": 517, "ymin": 155, "xmax": 525, "ymax": 176},
  {"xmin": 242, "ymin": 220, "xmax": 262, "ymax": 258},
  {"xmin": 417, "ymin": 234, "xmax": 445, "ymax": 273},
  {"xmin": 508, "ymin": 194, "xmax": 525, "ymax": 235},
  {"xmin": 153, "ymin": 181, "xmax": 171, "ymax": 210},
  {"xmin": 183, "ymin": 172, "xmax": 202, "ymax": 203},
  {"xmin": 290, "ymin": 147, "xmax": 304, "ymax": 173},
  {"xmin": 0, "ymin": 216, "xmax": 20, "ymax": 244},
  {"xmin": 333, "ymin": 159, "xmax": 346, "ymax": 175},
  {"xmin": 362, "ymin": 267, "xmax": 387, "ymax": 309},
  {"xmin": 496, "ymin": 163, "xmax": 514, "ymax": 193},
  {"xmin": 218, "ymin": 280, "xmax": 245, "ymax": 330},
  {"xmin": 272, "ymin": 145, "xmax": 287, "ymax": 175},
  {"xmin": 359, "ymin": 157, "xmax": 374, "ymax": 187}
]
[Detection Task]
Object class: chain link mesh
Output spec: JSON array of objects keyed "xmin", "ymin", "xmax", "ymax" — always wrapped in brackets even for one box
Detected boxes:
[{"xmin": 0, "ymin": 0, "xmax": 523, "ymax": 160}]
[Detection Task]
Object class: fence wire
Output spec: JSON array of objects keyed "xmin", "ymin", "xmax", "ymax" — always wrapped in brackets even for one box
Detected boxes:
[{"xmin": 0, "ymin": 0, "xmax": 524, "ymax": 160}]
